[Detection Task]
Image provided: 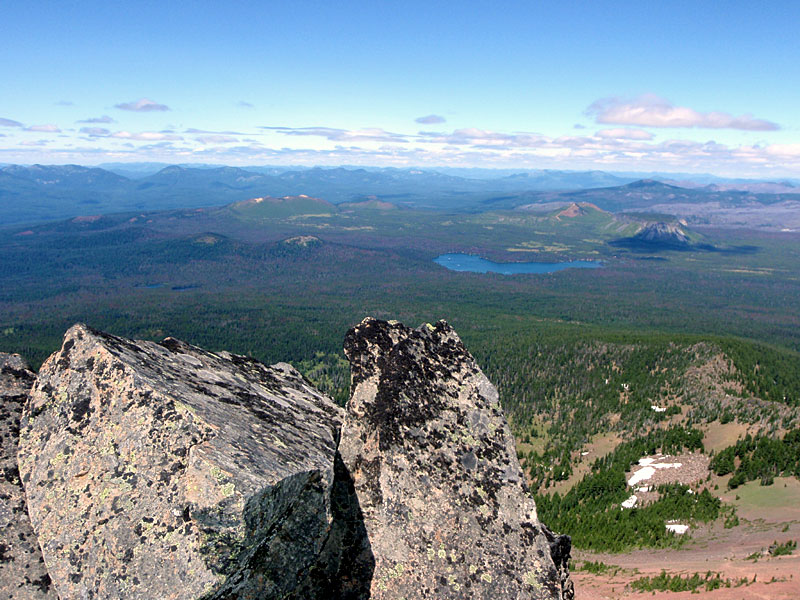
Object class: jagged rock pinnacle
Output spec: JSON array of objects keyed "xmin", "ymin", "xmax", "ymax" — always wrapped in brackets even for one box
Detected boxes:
[{"xmin": 339, "ymin": 317, "xmax": 573, "ymax": 599}]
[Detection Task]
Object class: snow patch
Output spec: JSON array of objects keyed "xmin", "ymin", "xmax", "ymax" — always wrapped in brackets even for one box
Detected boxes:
[
  {"xmin": 628, "ymin": 466, "xmax": 655, "ymax": 487},
  {"xmin": 651, "ymin": 405, "xmax": 667, "ymax": 412},
  {"xmin": 628, "ymin": 457, "xmax": 682, "ymax": 486},
  {"xmin": 621, "ymin": 495, "xmax": 638, "ymax": 509},
  {"xmin": 665, "ymin": 523, "xmax": 689, "ymax": 535}
]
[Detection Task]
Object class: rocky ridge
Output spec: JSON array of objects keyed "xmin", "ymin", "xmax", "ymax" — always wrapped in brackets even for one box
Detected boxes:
[{"xmin": 3, "ymin": 319, "xmax": 571, "ymax": 599}]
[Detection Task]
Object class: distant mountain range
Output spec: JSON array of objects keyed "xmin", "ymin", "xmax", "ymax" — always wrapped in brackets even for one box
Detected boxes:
[
  {"xmin": 517, "ymin": 179, "xmax": 800, "ymax": 214},
  {"xmin": 2, "ymin": 163, "xmax": 799, "ymax": 226}
]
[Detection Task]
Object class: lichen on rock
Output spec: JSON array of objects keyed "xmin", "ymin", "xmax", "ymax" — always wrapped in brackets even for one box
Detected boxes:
[
  {"xmin": 17, "ymin": 324, "xmax": 344, "ymax": 600},
  {"xmin": 339, "ymin": 317, "xmax": 573, "ymax": 599},
  {"xmin": 0, "ymin": 353, "xmax": 56, "ymax": 600}
]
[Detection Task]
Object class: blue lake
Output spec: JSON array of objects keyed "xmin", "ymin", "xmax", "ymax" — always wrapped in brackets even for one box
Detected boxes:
[{"xmin": 434, "ymin": 253, "xmax": 603, "ymax": 275}]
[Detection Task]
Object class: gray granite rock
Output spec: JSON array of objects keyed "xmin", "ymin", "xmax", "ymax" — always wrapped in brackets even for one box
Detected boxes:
[
  {"xmin": 0, "ymin": 353, "xmax": 56, "ymax": 600},
  {"xmin": 17, "ymin": 324, "xmax": 344, "ymax": 600},
  {"xmin": 339, "ymin": 318, "xmax": 573, "ymax": 599}
]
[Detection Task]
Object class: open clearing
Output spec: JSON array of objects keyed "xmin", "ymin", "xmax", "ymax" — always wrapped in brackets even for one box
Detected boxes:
[
  {"xmin": 720, "ymin": 477, "xmax": 800, "ymax": 521},
  {"xmin": 702, "ymin": 422, "xmax": 752, "ymax": 453},
  {"xmin": 572, "ymin": 477, "xmax": 800, "ymax": 598}
]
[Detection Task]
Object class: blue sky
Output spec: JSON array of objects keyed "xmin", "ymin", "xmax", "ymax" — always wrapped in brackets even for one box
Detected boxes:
[{"xmin": 2, "ymin": 0, "xmax": 799, "ymax": 176}]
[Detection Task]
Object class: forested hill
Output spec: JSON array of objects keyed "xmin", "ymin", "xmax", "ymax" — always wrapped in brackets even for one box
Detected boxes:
[{"xmin": 464, "ymin": 326, "xmax": 800, "ymax": 490}]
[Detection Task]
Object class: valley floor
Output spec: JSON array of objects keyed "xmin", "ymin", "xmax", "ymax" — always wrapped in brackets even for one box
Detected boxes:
[{"xmin": 572, "ymin": 495, "xmax": 800, "ymax": 599}]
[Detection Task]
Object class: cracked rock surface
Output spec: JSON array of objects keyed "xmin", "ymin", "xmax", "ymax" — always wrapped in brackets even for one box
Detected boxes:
[
  {"xmin": 17, "ymin": 324, "xmax": 343, "ymax": 600},
  {"xmin": 0, "ymin": 353, "xmax": 56, "ymax": 599},
  {"xmin": 339, "ymin": 318, "xmax": 573, "ymax": 599}
]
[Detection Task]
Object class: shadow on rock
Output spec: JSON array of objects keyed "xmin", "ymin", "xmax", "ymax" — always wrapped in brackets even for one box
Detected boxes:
[{"xmin": 291, "ymin": 452, "xmax": 375, "ymax": 599}]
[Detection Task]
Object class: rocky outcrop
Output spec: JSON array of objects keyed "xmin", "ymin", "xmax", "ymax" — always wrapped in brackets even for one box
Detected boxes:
[
  {"xmin": 339, "ymin": 318, "xmax": 572, "ymax": 599},
  {"xmin": 633, "ymin": 222, "xmax": 690, "ymax": 246},
  {"xmin": 17, "ymin": 325, "xmax": 344, "ymax": 600},
  {"xmin": 0, "ymin": 353, "xmax": 56, "ymax": 599},
  {"xmin": 11, "ymin": 318, "xmax": 571, "ymax": 599}
]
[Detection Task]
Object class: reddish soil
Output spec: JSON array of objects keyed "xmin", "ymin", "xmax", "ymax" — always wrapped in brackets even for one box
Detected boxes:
[
  {"xmin": 557, "ymin": 203, "xmax": 583, "ymax": 219},
  {"xmin": 571, "ymin": 513, "xmax": 800, "ymax": 599}
]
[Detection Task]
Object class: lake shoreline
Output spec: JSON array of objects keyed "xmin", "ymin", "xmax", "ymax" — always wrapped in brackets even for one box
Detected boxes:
[{"xmin": 434, "ymin": 253, "xmax": 603, "ymax": 275}]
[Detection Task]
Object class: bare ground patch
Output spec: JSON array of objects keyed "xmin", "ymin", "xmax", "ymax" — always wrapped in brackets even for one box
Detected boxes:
[
  {"xmin": 573, "ymin": 521, "xmax": 799, "ymax": 598},
  {"xmin": 571, "ymin": 478, "xmax": 800, "ymax": 599},
  {"xmin": 702, "ymin": 422, "xmax": 753, "ymax": 453}
]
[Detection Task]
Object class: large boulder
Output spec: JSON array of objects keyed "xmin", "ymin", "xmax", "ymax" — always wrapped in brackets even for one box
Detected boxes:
[
  {"xmin": 17, "ymin": 325, "xmax": 344, "ymax": 600},
  {"xmin": 0, "ymin": 353, "xmax": 56, "ymax": 599},
  {"xmin": 339, "ymin": 318, "xmax": 573, "ymax": 599}
]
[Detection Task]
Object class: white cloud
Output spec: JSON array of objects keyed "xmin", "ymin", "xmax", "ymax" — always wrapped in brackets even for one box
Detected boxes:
[
  {"xmin": 763, "ymin": 143, "xmax": 800, "ymax": 158},
  {"xmin": 595, "ymin": 128, "xmax": 654, "ymax": 140},
  {"xmin": 419, "ymin": 128, "xmax": 546, "ymax": 147},
  {"xmin": 115, "ymin": 98, "xmax": 170, "ymax": 112},
  {"xmin": 587, "ymin": 94, "xmax": 780, "ymax": 131},
  {"xmin": 136, "ymin": 141, "xmax": 181, "ymax": 151},
  {"xmin": 185, "ymin": 128, "xmax": 245, "ymax": 135},
  {"xmin": 80, "ymin": 127, "xmax": 111, "ymax": 137},
  {"xmin": 77, "ymin": 115, "xmax": 116, "ymax": 124},
  {"xmin": 0, "ymin": 118, "xmax": 24, "ymax": 127},
  {"xmin": 26, "ymin": 124, "xmax": 61, "ymax": 132},
  {"xmin": 111, "ymin": 131, "xmax": 183, "ymax": 141},
  {"xmin": 415, "ymin": 114, "xmax": 446, "ymax": 124},
  {"xmin": 195, "ymin": 135, "xmax": 239, "ymax": 144},
  {"xmin": 263, "ymin": 126, "xmax": 409, "ymax": 143}
]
